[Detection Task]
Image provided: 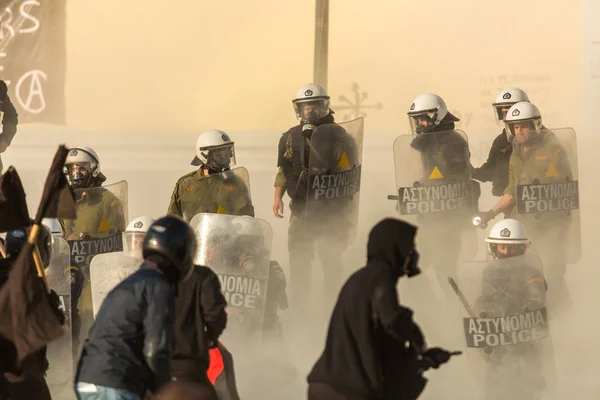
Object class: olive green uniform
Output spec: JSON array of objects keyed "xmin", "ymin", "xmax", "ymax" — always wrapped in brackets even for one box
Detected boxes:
[
  {"xmin": 504, "ymin": 132, "xmax": 572, "ymax": 210},
  {"xmin": 168, "ymin": 168, "xmax": 254, "ymax": 222},
  {"xmin": 504, "ymin": 131, "xmax": 572, "ymax": 311},
  {"xmin": 276, "ymin": 119, "xmax": 358, "ymax": 310},
  {"xmin": 62, "ymin": 188, "xmax": 126, "ymax": 239}
]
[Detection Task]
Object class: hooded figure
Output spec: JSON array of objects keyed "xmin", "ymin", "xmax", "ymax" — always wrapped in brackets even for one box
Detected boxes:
[{"xmin": 307, "ymin": 218, "xmax": 430, "ymax": 400}]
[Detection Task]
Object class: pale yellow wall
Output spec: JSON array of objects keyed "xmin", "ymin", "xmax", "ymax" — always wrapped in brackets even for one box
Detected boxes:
[
  {"xmin": 64, "ymin": 0, "xmax": 581, "ymax": 135},
  {"xmin": 328, "ymin": 0, "xmax": 582, "ymax": 135},
  {"xmin": 66, "ymin": 0, "xmax": 313, "ymax": 132}
]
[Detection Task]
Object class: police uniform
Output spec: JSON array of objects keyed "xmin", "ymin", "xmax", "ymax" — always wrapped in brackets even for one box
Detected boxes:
[
  {"xmin": 477, "ymin": 263, "xmax": 546, "ymax": 317},
  {"xmin": 504, "ymin": 131, "xmax": 572, "ymax": 209},
  {"xmin": 61, "ymin": 187, "xmax": 126, "ymax": 239},
  {"xmin": 472, "ymin": 130, "xmax": 512, "ymax": 197},
  {"xmin": 275, "ymin": 114, "xmax": 358, "ymax": 309},
  {"xmin": 504, "ymin": 131, "xmax": 572, "ymax": 313},
  {"xmin": 167, "ymin": 169, "xmax": 254, "ymax": 221},
  {"xmin": 476, "ymin": 262, "xmax": 548, "ymax": 400},
  {"xmin": 408, "ymin": 119, "xmax": 478, "ymax": 292}
]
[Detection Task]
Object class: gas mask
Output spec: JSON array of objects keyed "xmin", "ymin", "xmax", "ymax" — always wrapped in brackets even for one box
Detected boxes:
[
  {"xmin": 66, "ymin": 164, "xmax": 93, "ymax": 190},
  {"xmin": 403, "ymin": 250, "xmax": 421, "ymax": 277}
]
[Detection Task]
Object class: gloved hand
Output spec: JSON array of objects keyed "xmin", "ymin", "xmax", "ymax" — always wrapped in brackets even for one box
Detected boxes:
[
  {"xmin": 420, "ymin": 347, "xmax": 456, "ymax": 370},
  {"xmin": 410, "ymin": 322, "xmax": 426, "ymax": 353},
  {"xmin": 48, "ymin": 290, "xmax": 66, "ymax": 326},
  {"xmin": 473, "ymin": 210, "xmax": 496, "ymax": 228}
]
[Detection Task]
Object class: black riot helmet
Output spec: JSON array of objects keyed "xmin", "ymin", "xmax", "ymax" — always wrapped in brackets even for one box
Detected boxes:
[
  {"xmin": 5, "ymin": 224, "xmax": 53, "ymax": 267},
  {"xmin": 142, "ymin": 215, "xmax": 197, "ymax": 285}
]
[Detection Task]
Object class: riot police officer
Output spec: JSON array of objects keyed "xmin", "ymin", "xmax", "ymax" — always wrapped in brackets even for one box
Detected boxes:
[
  {"xmin": 402, "ymin": 93, "xmax": 478, "ymax": 294},
  {"xmin": 473, "ymin": 88, "xmax": 530, "ymax": 198},
  {"xmin": 476, "ymin": 102, "xmax": 574, "ymax": 315},
  {"xmin": 123, "ymin": 216, "xmax": 156, "ymax": 253},
  {"xmin": 473, "ymin": 219, "xmax": 550, "ymax": 400},
  {"xmin": 168, "ymin": 130, "xmax": 254, "ymax": 221},
  {"xmin": 476, "ymin": 102, "xmax": 570, "ymax": 223},
  {"xmin": 60, "ymin": 146, "xmax": 126, "ymax": 240},
  {"xmin": 272, "ymin": 83, "xmax": 359, "ymax": 312}
]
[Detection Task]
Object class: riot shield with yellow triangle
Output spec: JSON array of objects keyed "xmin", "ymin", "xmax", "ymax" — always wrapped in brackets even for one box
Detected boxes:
[
  {"xmin": 305, "ymin": 117, "xmax": 364, "ymax": 244},
  {"xmin": 512, "ymin": 127, "xmax": 581, "ymax": 263},
  {"xmin": 64, "ymin": 180, "xmax": 128, "ymax": 359},
  {"xmin": 392, "ymin": 129, "xmax": 478, "ymax": 261}
]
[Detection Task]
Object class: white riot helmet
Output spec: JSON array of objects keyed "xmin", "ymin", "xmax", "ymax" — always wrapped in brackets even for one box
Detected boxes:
[
  {"xmin": 231, "ymin": 216, "xmax": 264, "ymax": 272},
  {"xmin": 190, "ymin": 130, "xmax": 236, "ymax": 172},
  {"xmin": 492, "ymin": 88, "xmax": 530, "ymax": 124},
  {"xmin": 63, "ymin": 146, "xmax": 106, "ymax": 189},
  {"xmin": 504, "ymin": 102, "xmax": 542, "ymax": 143},
  {"xmin": 407, "ymin": 93, "xmax": 459, "ymax": 134},
  {"xmin": 292, "ymin": 83, "xmax": 331, "ymax": 123},
  {"xmin": 486, "ymin": 219, "xmax": 530, "ymax": 259},
  {"xmin": 123, "ymin": 216, "xmax": 155, "ymax": 252},
  {"xmin": 42, "ymin": 218, "xmax": 63, "ymax": 238}
]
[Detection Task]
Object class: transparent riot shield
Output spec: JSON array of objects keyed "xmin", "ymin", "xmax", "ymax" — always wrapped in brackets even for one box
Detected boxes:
[
  {"xmin": 62, "ymin": 181, "xmax": 128, "ymax": 352},
  {"xmin": 190, "ymin": 213, "xmax": 271, "ymax": 344},
  {"xmin": 454, "ymin": 254, "xmax": 556, "ymax": 399},
  {"xmin": 63, "ymin": 180, "xmax": 128, "ymax": 242},
  {"xmin": 303, "ymin": 118, "xmax": 363, "ymax": 244},
  {"xmin": 393, "ymin": 130, "xmax": 478, "ymax": 261},
  {"xmin": 45, "ymin": 236, "xmax": 72, "ymax": 385},
  {"xmin": 181, "ymin": 167, "xmax": 253, "ymax": 222},
  {"xmin": 511, "ymin": 128, "xmax": 581, "ymax": 264},
  {"xmin": 90, "ymin": 251, "xmax": 142, "ymax": 318}
]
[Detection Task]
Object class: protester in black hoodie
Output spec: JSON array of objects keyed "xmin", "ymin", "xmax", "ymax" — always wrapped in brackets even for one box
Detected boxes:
[
  {"xmin": 0, "ymin": 224, "xmax": 63, "ymax": 400},
  {"xmin": 307, "ymin": 218, "xmax": 457, "ymax": 400}
]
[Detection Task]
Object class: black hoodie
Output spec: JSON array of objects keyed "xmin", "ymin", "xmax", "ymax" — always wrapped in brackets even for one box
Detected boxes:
[{"xmin": 308, "ymin": 219, "xmax": 426, "ymax": 400}]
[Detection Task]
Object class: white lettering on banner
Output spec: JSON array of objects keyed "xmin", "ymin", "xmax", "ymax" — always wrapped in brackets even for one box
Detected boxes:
[
  {"xmin": 0, "ymin": 1, "xmax": 41, "ymax": 39},
  {"xmin": 464, "ymin": 309, "xmax": 549, "ymax": 348},
  {"xmin": 0, "ymin": 1, "xmax": 53, "ymax": 119},
  {"xmin": 19, "ymin": 1, "xmax": 41, "ymax": 34},
  {"xmin": 217, "ymin": 274, "xmax": 262, "ymax": 309},
  {"xmin": 400, "ymin": 182, "xmax": 472, "ymax": 214},
  {"xmin": 16, "ymin": 69, "xmax": 46, "ymax": 113}
]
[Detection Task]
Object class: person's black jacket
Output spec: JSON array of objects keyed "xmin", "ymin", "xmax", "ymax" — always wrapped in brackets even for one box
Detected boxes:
[
  {"xmin": 472, "ymin": 130, "xmax": 512, "ymax": 196},
  {"xmin": 308, "ymin": 219, "xmax": 426, "ymax": 400},
  {"xmin": 75, "ymin": 263, "xmax": 174, "ymax": 396},
  {"xmin": 172, "ymin": 266, "xmax": 227, "ymax": 381}
]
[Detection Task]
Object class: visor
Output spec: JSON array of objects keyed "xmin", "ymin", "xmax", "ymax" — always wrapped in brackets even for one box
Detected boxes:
[{"xmin": 293, "ymin": 98, "xmax": 330, "ymax": 122}]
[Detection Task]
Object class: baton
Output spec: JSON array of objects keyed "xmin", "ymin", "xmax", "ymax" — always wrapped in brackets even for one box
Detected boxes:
[{"xmin": 448, "ymin": 277, "xmax": 476, "ymax": 318}]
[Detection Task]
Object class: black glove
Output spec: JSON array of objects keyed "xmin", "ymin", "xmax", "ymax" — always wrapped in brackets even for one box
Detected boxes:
[
  {"xmin": 410, "ymin": 322, "xmax": 426, "ymax": 353},
  {"xmin": 48, "ymin": 290, "xmax": 66, "ymax": 326},
  {"xmin": 420, "ymin": 347, "xmax": 454, "ymax": 369}
]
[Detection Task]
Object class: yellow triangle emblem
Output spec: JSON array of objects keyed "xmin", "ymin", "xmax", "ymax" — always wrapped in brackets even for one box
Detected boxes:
[
  {"xmin": 546, "ymin": 162, "xmax": 560, "ymax": 177},
  {"xmin": 337, "ymin": 152, "xmax": 350, "ymax": 168},
  {"xmin": 428, "ymin": 166, "xmax": 444, "ymax": 180},
  {"xmin": 97, "ymin": 216, "xmax": 112, "ymax": 232},
  {"xmin": 216, "ymin": 204, "xmax": 226, "ymax": 214}
]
